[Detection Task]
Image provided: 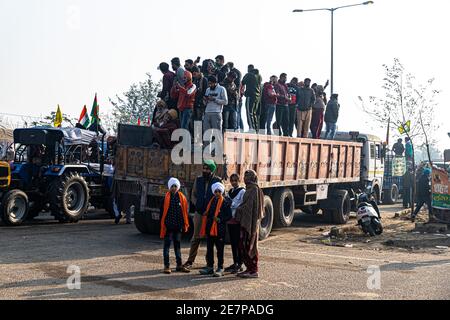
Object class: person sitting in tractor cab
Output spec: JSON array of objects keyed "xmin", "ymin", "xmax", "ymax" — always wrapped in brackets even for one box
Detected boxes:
[
  {"xmin": 88, "ymin": 139, "xmax": 100, "ymax": 163},
  {"xmin": 28, "ymin": 144, "xmax": 45, "ymax": 166}
]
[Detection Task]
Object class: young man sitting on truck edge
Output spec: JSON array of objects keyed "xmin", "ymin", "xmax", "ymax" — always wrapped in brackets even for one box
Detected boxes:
[
  {"xmin": 183, "ymin": 160, "xmax": 222, "ymax": 271},
  {"xmin": 199, "ymin": 182, "xmax": 232, "ymax": 277},
  {"xmin": 160, "ymin": 178, "xmax": 190, "ymax": 274}
]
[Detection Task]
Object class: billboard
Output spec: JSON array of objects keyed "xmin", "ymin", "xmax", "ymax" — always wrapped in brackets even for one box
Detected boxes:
[{"xmin": 432, "ymin": 167, "xmax": 450, "ymax": 210}]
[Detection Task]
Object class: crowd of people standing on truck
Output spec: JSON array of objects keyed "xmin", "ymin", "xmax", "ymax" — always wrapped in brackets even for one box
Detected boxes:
[
  {"xmin": 153, "ymin": 55, "xmax": 341, "ymax": 148},
  {"xmin": 160, "ymin": 161, "xmax": 263, "ymax": 279}
]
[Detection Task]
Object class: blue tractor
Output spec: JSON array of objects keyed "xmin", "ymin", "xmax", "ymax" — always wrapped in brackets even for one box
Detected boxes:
[{"xmin": 0, "ymin": 127, "xmax": 114, "ymax": 226}]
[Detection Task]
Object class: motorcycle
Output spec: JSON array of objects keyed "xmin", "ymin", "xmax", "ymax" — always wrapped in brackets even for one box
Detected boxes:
[{"xmin": 357, "ymin": 201, "xmax": 383, "ymax": 236}]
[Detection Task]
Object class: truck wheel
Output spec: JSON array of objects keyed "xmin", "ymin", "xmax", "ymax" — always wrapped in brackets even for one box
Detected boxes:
[
  {"xmin": 49, "ymin": 173, "xmax": 90, "ymax": 223},
  {"xmin": 273, "ymin": 188, "xmax": 295, "ymax": 228},
  {"xmin": 135, "ymin": 210, "xmax": 160, "ymax": 235},
  {"xmin": 259, "ymin": 196, "xmax": 274, "ymax": 241},
  {"xmin": 332, "ymin": 190, "xmax": 351, "ymax": 225},
  {"xmin": 134, "ymin": 210, "xmax": 150, "ymax": 234},
  {"xmin": 1, "ymin": 190, "xmax": 29, "ymax": 226},
  {"xmin": 383, "ymin": 184, "xmax": 398, "ymax": 205}
]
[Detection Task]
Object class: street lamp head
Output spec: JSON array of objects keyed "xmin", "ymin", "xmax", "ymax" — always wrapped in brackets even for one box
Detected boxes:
[
  {"xmin": 363, "ymin": 1, "xmax": 374, "ymax": 5},
  {"xmin": 447, "ymin": 132, "xmax": 450, "ymax": 138},
  {"xmin": 293, "ymin": 9, "xmax": 304, "ymax": 12}
]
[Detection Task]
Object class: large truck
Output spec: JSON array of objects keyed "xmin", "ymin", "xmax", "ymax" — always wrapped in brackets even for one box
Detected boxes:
[{"xmin": 114, "ymin": 126, "xmax": 385, "ymax": 240}]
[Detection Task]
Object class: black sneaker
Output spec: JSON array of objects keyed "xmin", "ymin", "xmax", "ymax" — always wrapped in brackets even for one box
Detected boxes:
[
  {"xmin": 176, "ymin": 266, "xmax": 191, "ymax": 273},
  {"xmin": 114, "ymin": 215, "xmax": 122, "ymax": 225},
  {"xmin": 231, "ymin": 265, "xmax": 244, "ymax": 274},
  {"xmin": 182, "ymin": 262, "xmax": 193, "ymax": 270},
  {"xmin": 224, "ymin": 264, "xmax": 237, "ymax": 273},
  {"xmin": 199, "ymin": 267, "xmax": 214, "ymax": 275}
]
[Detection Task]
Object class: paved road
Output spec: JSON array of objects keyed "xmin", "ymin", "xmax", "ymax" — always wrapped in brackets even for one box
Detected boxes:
[{"xmin": 0, "ymin": 206, "xmax": 449, "ymax": 300}]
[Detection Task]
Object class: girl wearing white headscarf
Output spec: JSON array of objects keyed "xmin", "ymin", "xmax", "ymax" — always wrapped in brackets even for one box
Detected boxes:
[
  {"xmin": 160, "ymin": 177, "xmax": 190, "ymax": 274},
  {"xmin": 199, "ymin": 181, "xmax": 232, "ymax": 277}
]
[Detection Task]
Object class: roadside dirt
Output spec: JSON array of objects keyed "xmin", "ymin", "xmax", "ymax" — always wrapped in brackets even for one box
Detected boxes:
[{"xmin": 272, "ymin": 204, "xmax": 450, "ymax": 255}]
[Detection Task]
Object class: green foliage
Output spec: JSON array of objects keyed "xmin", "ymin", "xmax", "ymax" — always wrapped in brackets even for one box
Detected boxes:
[{"xmin": 109, "ymin": 73, "xmax": 161, "ymax": 132}]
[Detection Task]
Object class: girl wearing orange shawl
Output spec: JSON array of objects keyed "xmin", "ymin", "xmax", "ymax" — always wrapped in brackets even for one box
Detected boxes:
[
  {"xmin": 160, "ymin": 178, "xmax": 190, "ymax": 274},
  {"xmin": 199, "ymin": 182, "xmax": 232, "ymax": 277}
]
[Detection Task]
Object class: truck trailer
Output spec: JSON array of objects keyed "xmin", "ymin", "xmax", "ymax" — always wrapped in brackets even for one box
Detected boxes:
[{"xmin": 113, "ymin": 125, "xmax": 385, "ymax": 240}]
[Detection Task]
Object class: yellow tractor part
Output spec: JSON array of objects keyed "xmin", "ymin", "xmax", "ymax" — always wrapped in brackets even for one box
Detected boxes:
[{"xmin": 0, "ymin": 161, "xmax": 11, "ymax": 188}]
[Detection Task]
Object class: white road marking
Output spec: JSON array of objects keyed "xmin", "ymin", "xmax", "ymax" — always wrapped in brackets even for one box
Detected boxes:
[{"xmin": 259, "ymin": 247, "xmax": 402, "ymax": 264}]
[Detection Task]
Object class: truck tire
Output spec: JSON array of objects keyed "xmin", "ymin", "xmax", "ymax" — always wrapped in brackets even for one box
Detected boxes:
[
  {"xmin": 331, "ymin": 190, "xmax": 351, "ymax": 225},
  {"xmin": 383, "ymin": 184, "xmax": 399, "ymax": 205},
  {"xmin": 49, "ymin": 173, "xmax": 90, "ymax": 223},
  {"xmin": 135, "ymin": 210, "xmax": 160, "ymax": 235},
  {"xmin": 273, "ymin": 188, "xmax": 295, "ymax": 228},
  {"xmin": 259, "ymin": 196, "xmax": 274, "ymax": 241},
  {"xmin": 1, "ymin": 190, "xmax": 29, "ymax": 226}
]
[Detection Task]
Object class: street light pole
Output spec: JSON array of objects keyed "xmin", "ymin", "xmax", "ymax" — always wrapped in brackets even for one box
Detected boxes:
[
  {"xmin": 293, "ymin": 1, "xmax": 374, "ymax": 95},
  {"xmin": 331, "ymin": 9, "xmax": 334, "ymax": 94}
]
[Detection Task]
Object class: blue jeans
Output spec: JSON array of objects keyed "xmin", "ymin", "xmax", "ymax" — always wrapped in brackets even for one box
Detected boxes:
[
  {"xmin": 163, "ymin": 231, "xmax": 182, "ymax": 268},
  {"xmin": 223, "ymin": 104, "xmax": 238, "ymax": 131},
  {"xmin": 181, "ymin": 109, "xmax": 193, "ymax": 130},
  {"xmin": 325, "ymin": 122, "xmax": 337, "ymax": 140},
  {"xmin": 265, "ymin": 104, "xmax": 276, "ymax": 135}
]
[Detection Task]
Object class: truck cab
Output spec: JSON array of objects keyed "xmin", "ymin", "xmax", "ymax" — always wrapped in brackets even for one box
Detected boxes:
[{"xmin": 335, "ymin": 132, "xmax": 384, "ymax": 202}]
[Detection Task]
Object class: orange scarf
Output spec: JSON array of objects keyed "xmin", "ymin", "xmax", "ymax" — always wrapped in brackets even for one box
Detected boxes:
[
  {"xmin": 160, "ymin": 191, "xmax": 189, "ymax": 239},
  {"xmin": 200, "ymin": 196, "xmax": 224, "ymax": 237}
]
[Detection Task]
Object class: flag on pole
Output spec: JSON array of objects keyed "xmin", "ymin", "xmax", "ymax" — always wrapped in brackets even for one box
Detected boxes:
[
  {"xmin": 54, "ymin": 105, "xmax": 63, "ymax": 128},
  {"xmin": 78, "ymin": 105, "xmax": 90, "ymax": 128},
  {"xmin": 89, "ymin": 93, "xmax": 100, "ymax": 132},
  {"xmin": 398, "ymin": 121, "xmax": 411, "ymax": 135},
  {"xmin": 137, "ymin": 118, "xmax": 141, "ymax": 126}
]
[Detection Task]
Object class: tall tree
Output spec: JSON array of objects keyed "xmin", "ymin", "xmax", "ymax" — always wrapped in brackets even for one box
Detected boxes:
[
  {"xmin": 360, "ymin": 58, "xmax": 440, "ymax": 215},
  {"xmin": 109, "ymin": 73, "xmax": 161, "ymax": 128},
  {"xmin": 360, "ymin": 58, "xmax": 440, "ymax": 160}
]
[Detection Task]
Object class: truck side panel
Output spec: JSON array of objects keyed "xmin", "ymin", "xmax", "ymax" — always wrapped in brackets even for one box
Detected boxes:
[{"xmin": 223, "ymin": 132, "xmax": 362, "ymax": 187}]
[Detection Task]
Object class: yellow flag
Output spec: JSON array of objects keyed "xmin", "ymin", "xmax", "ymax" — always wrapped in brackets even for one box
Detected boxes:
[
  {"xmin": 54, "ymin": 105, "xmax": 63, "ymax": 128},
  {"xmin": 398, "ymin": 120, "xmax": 411, "ymax": 135}
]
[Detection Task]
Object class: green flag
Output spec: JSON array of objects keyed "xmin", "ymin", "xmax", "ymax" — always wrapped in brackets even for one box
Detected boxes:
[{"xmin": 89, "ymin": 93, "xmax": 100, "ymax": 131}]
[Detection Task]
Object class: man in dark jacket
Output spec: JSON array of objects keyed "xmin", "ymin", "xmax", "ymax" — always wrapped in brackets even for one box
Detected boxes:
[
  {"xmin": 393, "ymin": 139, "xmax": 405, "ymax": 157},
  {"xmin": 227, "ymin": 62, "xmax": 243, "ymax": 130},
  {"xmin": 157, "ymin": 62, "xmax": 176, "ymax": 109},
  {"xmin": 183, "ymin": 160, "xmax": 222, "ymax": 270},
  {"xmin": 192, "ymin": 66, "xmax": 208, "ymax": 123},
  {"xmin": 221, "ymin": 72, "xmax": 239, "ymax": 131},
  {"xmin": 324, "ymin": 94, "xmax": 340, "ymax": 140},
  {"xmin": 296, "ymin": 78, "xmax": 316, "ymax": 138},
  {"xmin": 241, "ymin": 65, "xmax": 260, "ymax": 131},
  {"xmin": 403, "ymin": 168, "xmax": 413, "ymax": 209},
  {"xmin": 274, "ymin": 73, "xmax": 290, "ymax": 137},
  {"xmin": 411, "ymin": 168, "xmax": 432, "ymax": 222},
  {"xmin": 287, "ymin": 78, "xmax": 300, "ymax": 137}
]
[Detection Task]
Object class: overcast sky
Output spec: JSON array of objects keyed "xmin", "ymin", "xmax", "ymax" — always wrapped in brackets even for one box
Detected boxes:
[{"xmin": 1, "ymin": 0, "xmax": 449, "ymax": 149}]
